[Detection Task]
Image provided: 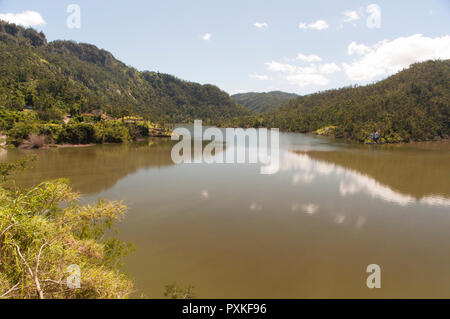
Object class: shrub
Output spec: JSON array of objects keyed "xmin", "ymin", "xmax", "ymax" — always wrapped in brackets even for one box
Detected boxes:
[
  {"xmin": 0, "ymin": 107, "xmax": 23, "ymax": 131},
  {"xmin": 57, "ymin": 123, "xmax": 98, "ymax": 144},
  {"xmin": 98, "ymin": 122, "xmax": 130, "ymax": 143},
  {"xmin": 36, "ymin": 107, "xmax": 65, "ymax": 123},
  {"xmin": 125, "ymin": 123, "xmax": 149, "ymax": 141},
  {"xmin": 37, "ymin": 124, "xmax": 64, "ymax": 144},
  {"xmin": 0, "ymin": 159, "xmax": 135, "ymax": 299},
  {"xmin": 7, "ymin": 122, "xmax": 37, "ymax": 146}
]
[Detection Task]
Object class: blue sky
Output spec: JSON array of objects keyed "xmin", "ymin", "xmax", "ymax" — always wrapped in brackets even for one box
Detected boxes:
[{"xmin": 0, "ymin": 0, "xmax": 449, "ymax": 95}]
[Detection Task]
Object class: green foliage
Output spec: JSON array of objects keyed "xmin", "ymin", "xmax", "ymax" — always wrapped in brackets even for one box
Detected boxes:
[
  {"xmin": 164, "ymin": 283, "xmax": 196, "ymax": 299},
  {"xmin": 36, "ymin": 106, "xmax": 65, "ymax": 123},
  {"xmin": 0, "ymin": 155, "xmax": 36, "ymax": 183},
  {"xmin": 0, "ymin": 107, "xmax": 37, "ymax": 132},
  {"xmin": 219, "ymin": 115, "xmax": 265, "ymax": 128},
  {"xmin": 0, "ymin": 21, "xmax": 248, "ymax": 124},
  {"xmin": 3, "ymin": 111, "xmax": 157, "ymax": 146},
  {"xmin": 232, "ymin": 91, "xmax": 299, "ymax": 113},
  {"xmin": 125, "ymin": 122, "xmax": 149, "ymax": 140},
  {"xmin": 315, "ymin": 126, "xmax": 337, "ymax": 136},
  {"xmin": 57, "ymin": 123, "xmax": 97, "ymax": 144},
  {"xmin": 7, "ymin": 122, "xmax": 37, "ymax": 146},
  {"xmin": 36, "ymin": 124, "xmax": 63, "ymax": 144},
  {"xmin": 0, "ymin": 159, "xmax": 134, "ymax": 299},
  {"xmin": 97, "ymin": 122, "xmax": 131, "ymax": 144},
  {"xmin": 260, "ymin": 60, "xmax": 450, "ymax": 143},
  {"xmin": 0, "ymin": 107, "xmax": 26, "ymax": 131}
]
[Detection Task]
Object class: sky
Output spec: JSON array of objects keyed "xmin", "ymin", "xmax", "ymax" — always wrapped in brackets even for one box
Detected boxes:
[{"xmin": 0, "ymin": 0, "xmax": 449, "ymax": 95}]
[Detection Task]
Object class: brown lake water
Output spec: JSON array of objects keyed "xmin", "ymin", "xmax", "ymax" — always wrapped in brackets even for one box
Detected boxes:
[{"xmin": 2, "ymin": 132, "xmax": 450, "ymax": 298}]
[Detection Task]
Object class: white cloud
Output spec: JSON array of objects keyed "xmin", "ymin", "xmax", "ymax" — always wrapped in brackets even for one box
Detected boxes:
[
  {"xmin": 201, "ymin": 33, "xmax": 211, "ymax": 41},
  {"xmin": 254, "ymin": 22, "xmax": 268, "ymax": 29},
  {"xmin": 319, "ymin": 63, "xmax": 341, "ymax": 74},
  {"xmin": 366, "ymin": 4, "xmax": 381, "ymax": 29},
  {"xmin": 0, "ymin": 11, "xmax": 46, "ymax": 27},
  {"xmin": 343, "ymin": 34, "xmax": 450, "ymax": 81},
  {"xmin": 347, "ymin": 41, "xmax": 371, "ymax": 55},
  {"xmin": 297, "ymin": 53, "xmax": 322, "ymax": 62},
  {"xmin": 264, "ymin": 61, "xmax": 329, "ymax": 87},
  {"xmin": 265, "ymin": 61, "xmax": 297, "ymax": 73},
  {"xmin": 286, "ymin": 73, "xmax": 329, "ymax": 87},
  {"xmin": 343, "ymin": 10, "xmax": 360, "ymax": 22},
  {"xmin": 299, "ymin": 20, "xmax": 329, "ymax": 31},
  {"xmin": 249, "ymin": 73, "xmax": 271, "ymax": 81}
]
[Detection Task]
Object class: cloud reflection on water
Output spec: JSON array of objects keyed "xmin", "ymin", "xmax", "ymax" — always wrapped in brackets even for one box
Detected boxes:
[{"xmin": 277, "ymin": 151, "xmax": 450, "ymax": 208}]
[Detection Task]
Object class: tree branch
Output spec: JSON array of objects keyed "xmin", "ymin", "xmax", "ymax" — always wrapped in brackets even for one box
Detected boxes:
[
  {"xmin": 35, "ymin": 241, "xmax": 49, "ymax": 280},
  {"xmin": 0, "ymin": 281, "xmax": 21, "ymax": 299},
  {"xmin": 13, "ymin": 244, "xmax": 44, "ymax": 299},
  {"xmin": 0, "ymin": 223, "xmax": 17, "ymax": 238}
]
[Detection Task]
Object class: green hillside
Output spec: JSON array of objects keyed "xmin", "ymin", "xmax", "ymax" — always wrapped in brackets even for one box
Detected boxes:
[
  {"xmin": 259, "ymin": 60, "xmax": 449, "ymax": 143},
  {"xmin": 0, "ymin": 21, "xmax": 249, "ymax": 124},
  {"xmin": 232, "ymin": 91, "xmax": 299, "ymax": 113}
]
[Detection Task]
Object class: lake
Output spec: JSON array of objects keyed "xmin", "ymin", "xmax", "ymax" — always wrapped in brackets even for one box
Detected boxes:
[{"xmin": 2, "ymin": 132, "xmax": 450, "ymax": 298}]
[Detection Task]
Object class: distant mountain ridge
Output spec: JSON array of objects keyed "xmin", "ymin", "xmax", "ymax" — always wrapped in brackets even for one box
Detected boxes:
[
  {"xmin": 0, "ymin": 21, "xmax": 249, "ymax": 123},
  {"xmin": 232, "ymin": 91, "xmax": 299, "ymax": 113}
]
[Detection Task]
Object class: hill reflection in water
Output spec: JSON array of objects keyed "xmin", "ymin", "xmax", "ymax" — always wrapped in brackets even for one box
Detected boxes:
[{"xmin": 5, "ymin": 139, "xmax": 176, "ymax": 194}]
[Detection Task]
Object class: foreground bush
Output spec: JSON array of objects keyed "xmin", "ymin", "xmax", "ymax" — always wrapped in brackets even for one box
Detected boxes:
[{"xmin": 0, "ymin": 159, "xmax": 134, "ymax": 299}]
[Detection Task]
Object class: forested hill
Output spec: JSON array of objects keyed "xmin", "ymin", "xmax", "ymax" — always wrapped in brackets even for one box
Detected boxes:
[
  {"xmin": 261, "ymin": 60, "xmax": 450, "ymax": 143},
  {"xmin": 232, "ymin": 91, "xmax": 299, "ymax": 113},
  {"xmin": 0, "ymin": 21, "xmax": 249, "ymax": 123}
]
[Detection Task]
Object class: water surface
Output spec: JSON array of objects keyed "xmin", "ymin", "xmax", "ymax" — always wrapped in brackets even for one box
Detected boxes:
[{"xmin": 3, "ymin": 133, "xmax": 450, "ymax": 298}]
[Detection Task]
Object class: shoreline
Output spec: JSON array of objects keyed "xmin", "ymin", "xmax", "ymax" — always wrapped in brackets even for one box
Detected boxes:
[
  {"xmin": 52, "ymin": 143, "xmax": 96, "ymax": 148},
  {"xmin": 214, "ymin": 124, "xmax": 449, "ymax": 146},
  {"xmin": 4, "ymin": 129, "xmax": 449, "ymax": 150},
  {"xmin": 307, "ymin": 131, "xmax": 450, "ymax": 146},
  {"xmin": 15, "ymin": 135, "xmax": 173, "ymax": 150}
]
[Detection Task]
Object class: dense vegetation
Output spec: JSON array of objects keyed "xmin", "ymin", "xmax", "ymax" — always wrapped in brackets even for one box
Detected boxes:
[
  {"xmin": 232, "ymin": 91, "xmax": 299, "ymax": 113},
  {"xmin": 0, "ymin": 157, "xmax": 135, "ymax": 299},
  {"xmin": 227, "ymin": 60, "xmax": 450, "ymax": 144},
  {"xmin": 0, "ymin": 105, "xmax": 167, "ymax": 146},
  {"xmin": 0, "ymin": 21, "xmax": 248, "ymax": 125}
]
